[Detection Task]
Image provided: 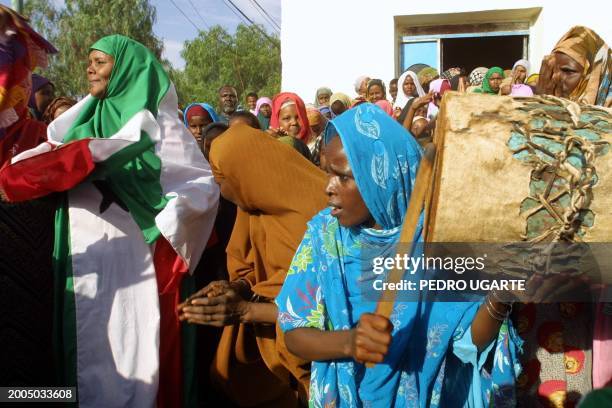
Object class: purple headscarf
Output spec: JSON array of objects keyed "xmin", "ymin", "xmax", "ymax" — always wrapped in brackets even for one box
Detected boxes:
[{"xmin": 28, "ymin": 74, "xmax": 53, "ymax": 109}]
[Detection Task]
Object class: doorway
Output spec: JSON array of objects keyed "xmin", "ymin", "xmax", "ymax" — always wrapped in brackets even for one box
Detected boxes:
[{"xmin": 441, "ymin": 35, "xmax": 526, "ymax": 73}]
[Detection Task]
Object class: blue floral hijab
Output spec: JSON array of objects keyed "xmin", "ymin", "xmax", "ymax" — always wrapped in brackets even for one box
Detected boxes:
[
  {"xmin": 327, "ymin": 103, "xmax": 421, "ymax": 230},
  {"xmin": 277, "ymin": 103, "xmax": 521, "ymax": 407}
]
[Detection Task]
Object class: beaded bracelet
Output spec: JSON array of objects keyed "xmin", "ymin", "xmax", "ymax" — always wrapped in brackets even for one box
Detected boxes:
[
  {"xmin": 485, "ymin": 302, "xmax": 505, "ymax": 322},
  {"xmin": 490, "ymin": 289, "xmax": 515, "ymax": 306},
  {"xmin": 485, "ymin": 294, "xmax": 512, "ymax": 321}
]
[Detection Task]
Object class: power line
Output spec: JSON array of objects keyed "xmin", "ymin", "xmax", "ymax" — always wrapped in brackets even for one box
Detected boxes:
[
  {"xmin": 249, "ymin": 0, "xmax": 280, "ymax": 31},
  {"xmin": 250, "ymin": 0, "xmax": 280, "ymax": 34},
  {"xmin": 221, "ymin": 0, "xmax": 280, "ymax": 47},
  {"xmin": 220, "ymin": 0, "xmax": 251, "ymax": 26},
  {"xmin": 187, "ymin": 0, "xmax": 210, "ymax": 29},
  {"xmin": 169, "ymin": 0, "xmax": 203, "ymax": 32},
  {"xmin": 224, "ymin": 0, "xmax": 258, "ymax": 26}
]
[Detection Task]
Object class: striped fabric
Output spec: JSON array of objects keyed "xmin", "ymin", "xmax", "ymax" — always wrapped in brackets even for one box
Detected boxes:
[{"xmin": 0, "ymin": 35, "xmax": 219, "ymax": 408}]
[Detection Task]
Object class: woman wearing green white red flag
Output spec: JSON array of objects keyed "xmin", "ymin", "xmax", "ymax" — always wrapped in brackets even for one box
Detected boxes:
[{"xmin": 0, "ymin": 35, "xmax": 219, "ymax": 408}]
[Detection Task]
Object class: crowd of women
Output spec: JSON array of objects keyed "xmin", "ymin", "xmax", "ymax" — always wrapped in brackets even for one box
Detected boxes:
[{"xmin": 0, "ymin": 3, "xmax": 611, "ymax": 407}]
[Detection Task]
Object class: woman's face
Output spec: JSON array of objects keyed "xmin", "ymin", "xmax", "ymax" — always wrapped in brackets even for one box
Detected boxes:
[
  {"xmin": 214, "ymin": 176, "xmax": 245, "ymax": 210},
  {"xmin": 259, "ymin": 103, "xmax": 271, "ymax": 117},
  {"xmin": 415, "ymin": 105, "xmax": 427, "ymax": 118},
  {"xmin": 403, "ymin": 76, "xmax": 416, "ymax": 97},
  {"xmin": 310, "ymin": 120, "xmax": 325, "ymax": 137},
  {"xmin": 552, "ymin": 51, "xmax": 584, "ymax": 98},
  {"xmin": 87, "ymin": 50, "xmax": 114, "ymax": 98},
  {"xmin": 324, "ymin": 136, "xmax": 375, "ymax": 228},
  {"xmin": 188, "ymin": 114, "xmax": 212, "ymax": 145},
  {"xmin": 514, "ymin": 65, "xmax": 527, "ymax": 83},
  {"xmin": 278, "ymin": 104, "xmax": 301, "ymax": 137},
  {"xmin": 488, "ymin": 72, "xmax": 504, "ymax": 92},
  {"xmin": 331, "ymin": 100, "xmax": 346, "ymax": 116},
  {"xmin": 318, "ymin": 93, "xmax": 331, "ymax": 106},
  {"xmin": 389, "ymin": 82, "xmax": 398, "ymax": 100},
  {"xmin": 359, "ymin": 78, "xmax": 370, "ymax": 97},
  {"xmin": 35, "ymin": 83, "xmax": 55, "ymax": 113},
  {"xmin": 53, "ymin": 105, "xmax": 70, "ymax": 120},
  {"xmin": 246, "ymin": 95, "xmax": 257, "ymax": 110},
  {"xmin": 367, "ymin": 85, "xmax": 384, "ymax": 103}
]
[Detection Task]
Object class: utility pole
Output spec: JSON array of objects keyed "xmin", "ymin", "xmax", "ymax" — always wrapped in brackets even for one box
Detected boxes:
[{"xmin": 11, "ymin": 0, "xmax": 24, "ymax": 14}]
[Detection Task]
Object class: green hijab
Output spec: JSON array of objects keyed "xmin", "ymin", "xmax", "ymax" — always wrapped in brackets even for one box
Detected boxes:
[
  {"xmin": 474, "ymin": 66, "xmax": 504, "ymax": 95},
  {"xmin": 65, "ymin": 35, "xmax": 170, "ymax": 141},
  {"xmin": 63, "ymin": 35, "xmax": 172, "ymax": 243}
]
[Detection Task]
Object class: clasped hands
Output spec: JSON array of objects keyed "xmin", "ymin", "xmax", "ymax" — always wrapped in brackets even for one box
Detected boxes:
[{"xmin": 177, "ymin": 280, "xmax": 250, "ymax": 327}]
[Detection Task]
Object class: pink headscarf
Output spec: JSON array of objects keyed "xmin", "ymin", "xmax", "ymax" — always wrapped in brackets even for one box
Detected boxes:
[
  {"xmin": 509, "ymin": 84, "xmax": 534, "ymax": 97},
  {"xmin": 426, "ymin": 78, "xmax": 451, "ymax": 120},
  {"xmin": 375, "ymin": 100, "xmax": 394, "ymax": 116},
  {"xmin": 255, "ymin": 97, "xmax": 272, "ymax": 115}
]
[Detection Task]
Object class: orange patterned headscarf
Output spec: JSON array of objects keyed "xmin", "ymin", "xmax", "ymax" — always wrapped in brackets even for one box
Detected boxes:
[
  {"xmin": 0, "ymin": 6, "xmax": 57, "ymax": 130},
  {"xmin": 0, "ymin": 6, "xmax": 56, "ymax": 166},
  {"xmin": 552, "ymin": 26, "xmax": 611, "ymax": 107}
]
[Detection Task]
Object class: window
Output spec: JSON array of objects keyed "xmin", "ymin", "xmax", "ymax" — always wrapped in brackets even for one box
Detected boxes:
[
  {"xmin": 399, "ymin": 31, "xmax": 528, "ymax": 75},
  {"xmin": 400, "ymin": 40, "xmax": 438, "ymax": 72}
]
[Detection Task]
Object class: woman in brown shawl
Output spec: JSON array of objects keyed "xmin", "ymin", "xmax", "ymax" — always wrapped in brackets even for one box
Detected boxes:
[
  {"xmin": 537, "ymin": 26, "xmax": 610, "ymax": 107},
  {"xmin": 178, "ymin": 124, "xmax": 327, "ymax": 406}
]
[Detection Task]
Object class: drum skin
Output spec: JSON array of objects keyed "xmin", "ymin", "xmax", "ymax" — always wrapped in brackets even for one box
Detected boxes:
[{"xmin": 425, "ymin": 92, "xmax": 612, "ymax": 243}]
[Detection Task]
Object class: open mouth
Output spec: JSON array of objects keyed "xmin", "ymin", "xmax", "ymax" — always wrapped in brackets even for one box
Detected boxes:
[{"xmin": 328, "ymin": 202, "xmax": 342, "ymax": 216}]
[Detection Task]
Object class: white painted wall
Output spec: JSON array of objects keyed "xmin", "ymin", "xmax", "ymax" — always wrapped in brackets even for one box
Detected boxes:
[{"xmin": 280, "ymin": 0, "xmax": 611, "ymax": 104}]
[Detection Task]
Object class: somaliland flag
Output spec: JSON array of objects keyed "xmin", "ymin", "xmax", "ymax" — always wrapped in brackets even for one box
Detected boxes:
[{"xmin": 0, "ymin": 35, "xmax": 219, "ymax": 407}]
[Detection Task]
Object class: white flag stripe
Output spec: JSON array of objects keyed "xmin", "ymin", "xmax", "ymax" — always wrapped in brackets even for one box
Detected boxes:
[
  {"xmin": 11, "ymin": 82, "xmax": 219, "ymax": 407},
  {"xmin": 69, "ymin": 182, "xmax": 159, "ymax": 408},
  {"xmin": 47, "ymin": 95, "xmax": 93, "ymax": 142},
  {"xmin": 154, "ymin": 84, "xmax": 219, "ymax": 272}
]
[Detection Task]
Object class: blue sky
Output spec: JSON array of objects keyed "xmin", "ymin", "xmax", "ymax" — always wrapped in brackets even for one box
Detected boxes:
[
  {"xmin": 1, "ymin": 0, "xmax": 281, "ymax": 69},
  {"xmin": 153, "ymin": 0, "xmax": 281, "ymax": 69}
]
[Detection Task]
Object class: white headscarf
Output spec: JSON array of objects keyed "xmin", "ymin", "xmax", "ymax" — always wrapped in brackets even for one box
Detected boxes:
[
  {"xmin": 394, "ymin": 70, "xmax": 426, "ymax": 110},
  {"xmin": 354, "ymin": 75, "xmax": 369, "ymax": 94},
  {"xmin": 512, "ymin": 59, "xmax": 530, "ymax": 74}
]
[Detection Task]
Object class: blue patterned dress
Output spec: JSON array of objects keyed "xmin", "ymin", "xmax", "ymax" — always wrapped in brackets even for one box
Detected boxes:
[{"xmin": 276, "ymin": 104, "xmax": 522, "ymax": 407}]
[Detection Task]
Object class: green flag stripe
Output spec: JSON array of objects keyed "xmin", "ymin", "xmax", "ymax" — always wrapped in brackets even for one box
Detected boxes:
[
  {"xmin": 90, "ymin": 130, "xmax": 168, "ymax": 244},
  {"xmin": 62, "ymin": 35, "xmax": 171, "ymax": 245},
  {"xmin": 52, "ymin": 196, "xmax": 78, "ymax": 393}
]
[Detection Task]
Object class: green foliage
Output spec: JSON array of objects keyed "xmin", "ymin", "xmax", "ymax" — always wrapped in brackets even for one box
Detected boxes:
[
  {"xmin": 22, "ymin": 0, "xmax": 58, "ymax": 40},
  {"xmin": 24, "ymin": 0, "xmax": 163, "ymax": 97},
  {"xmin": 175, "ymin": 24, "xmax": 281, "ymax": 109},
  {"xmin": 22, "ymin": 1, "xmax": 281, "ymax": 108}
]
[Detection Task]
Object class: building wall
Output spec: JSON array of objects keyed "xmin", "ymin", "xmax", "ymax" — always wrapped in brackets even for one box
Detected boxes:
[{"xmin": 280, "ymin": 0, "xmax": 611, "ymax": 104}]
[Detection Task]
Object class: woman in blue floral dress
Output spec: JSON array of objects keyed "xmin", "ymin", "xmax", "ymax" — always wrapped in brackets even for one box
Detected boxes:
[{"xmin": 276, "ymin": 103, "xmax": 522, "ymax": 407}]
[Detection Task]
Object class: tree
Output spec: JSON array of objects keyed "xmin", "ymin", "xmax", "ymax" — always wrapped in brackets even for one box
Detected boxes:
[
  {"xmin": 176, "ymin": 24, "xmax": 281, "ymax": 109},
  {"xmin": 22, "ymin": 0, "xmax": 59, "ymax": 41},
  {"xmin": 23, "ymin": 0, "xmax": 163, "ymax": 97}
]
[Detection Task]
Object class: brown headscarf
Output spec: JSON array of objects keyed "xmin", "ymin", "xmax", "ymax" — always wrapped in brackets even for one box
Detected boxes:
[
  {"xmin": 208, "ymin": 124, "xmax": 328, "ymax": 405},
  {"xmin": 42, "ymin": 97, "xmax": 76, "ymax": 124},
  {"xmin": 552, "ymin": 26, "xmax": 611, "ymax": 107}
]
